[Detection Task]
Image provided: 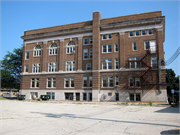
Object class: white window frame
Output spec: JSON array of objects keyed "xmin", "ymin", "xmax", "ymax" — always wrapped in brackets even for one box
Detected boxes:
[
  {"xmin": 32, "ymin": 63, "xmax": 40, "ymax": 73},
  {"xmin": 31, "ymin": 78, "xmax": 35, "ymax": 88},
  {"xmin": 102, "ymin": 76, "xmax": 107, "ymax": 87},
  {"xmin": 102, "ymin": 59, "xmax": 112, "ymax": 70},
  {"xmin": 83, "ymin": 49, "xmax": 88, "ymax": 59},
  {"xmin": 25, "ymin": 52, "xmax": 29, "ymax": 60},
  {"xmin": 115, "ymin": 76, "xmax": 119, "ymax": 86},
  {"xmin": 89, "ymin": 76, "xmax": 92, "ymax": 87},
  {"xmin": 129, "ymin": 32, "xmax": 133, "ymax": 37},
  {"xmin": 108, "ymin": 76, "xmax": 113, "ymax": 87},
  {"xmin": 84, "ymin": 38, "xmax": 88, "ymax": 45},
  {"xmin": 148, "ymin": 29, "xmax": 153, "ymax": 35},
  {"xmin": 66, "ymin": 61, "xmax": 75, "ymax": 71},
  {"xmin": 89, "ymin": 48, "xmax": 93, "ymax": 58},
  {"xmin": 48, "ymin": 62, "xmax": 57, "ymax": 72},
  {"xmin": 108, "ymin": 34, "xmax": 112, "ymax": 39},
  {"xmin": 47, "ymin": 78, "xmax": 51, "ymax": 88},
  {"xmin": 102, "ymin": 45, "xmax": 112, "ymax": 53},
  {"xmin": 135, "ymin": 31, "xmax": 140, "ymax": 36},
  {"xmin": 25, "ymin": 65, "xmax": 28, "ymax": 73},
  {"xmin": 151, "ymin": 56, "xmax": 157, "ymax": 67},
  {"xmin": 114, "ymin": 44, "xmax": 119, "ymax": 52},
  {"xmin": 132, "ymin": 42, "xmax": 137, "ymax": 51},
  {"xmin": 129, "ymin": 57, "xmax": 141, "ymax": 68},
  {"xmin": 64, "ymin": 77, "xmax": 69, "ymax": 88},
  {"xmin": 141, "ymin": 30, "xmax": 146, "ymax": 36},
  {"xmin": 129, "ymin": 76, "xmax": 140, "ymax": 87},
  {"xmin": 70, "ymin": 77, "xmax": 74, "ymax": 88},
  {"xmin": 31, "ymin": 78, "xmax": 39, "ymax": 88},
  {"xmin": 89, "ymin": 38, "xmax": 93, "ymax": 44},
  {"xmin": 66, "ymin": 41, "xmax": 76, "ymax": 54},
  {"xmin": 129, "ymin": 76, "xmax": 134, "ymax": 86},
  {"xmin": 115, "ymin": 59, "xmax": 119, "ymax": 69},
  {"xmin": 86, "ymin": 64, "xmax": 91, "ymax": 70},
  {"xmin": 102, "ymin": 35, "xmax": 107, "ymax": 40},
  {"xmin": 144, "ymin": 40, "xmax": 156, "ymax": 53},
  {"xmin": 49, "ymin": 43, "xmax": 57, "ymax": 55},
  {"xmin": 52, "ymin": 78, "xmax": 56, "ymax": 88},
  {"xmin": 33, "ymin": 45, "xmax": 41, "ymax": 57},
  {"xmin": 83, "ymin": 77, "xmax": 87, "ymax": 87}
]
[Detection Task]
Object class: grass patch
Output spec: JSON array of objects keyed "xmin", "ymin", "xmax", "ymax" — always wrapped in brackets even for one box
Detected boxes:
[{"xmin": 0, "ymin": 96, "xmax": 11, "ymax": 100}]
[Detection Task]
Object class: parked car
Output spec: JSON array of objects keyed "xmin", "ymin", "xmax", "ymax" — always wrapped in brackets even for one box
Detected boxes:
[
  {"xmin": 168, "ymin": 90, "xmax": 179, "ymax": 104},
  {"xmin": 40, "ymin": 95, "xmax": 50, "ymax": 100},
  {"xmin": 17, "ymin": 95, "xmax": 26, "ymax": 100}
]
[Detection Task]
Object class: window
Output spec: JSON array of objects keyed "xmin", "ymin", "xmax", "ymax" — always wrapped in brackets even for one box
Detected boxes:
[
  {"xmin": 129, "ymin": 32, "xmax": 133, "ymax": 37},
  {"xmin": 135, "ymin": 31, "xmax": 140, "ymax": 36},
  {"xmin": 47, "ymin": 78, "xmax": 51, "ymax": 88},
  {"xmin": 151, "ymin": 56, "xmax": 157, "ymax": 67},
  {"xmin": 132, "ymin": 42, "xmax": 137, "ymax": 51},
  {"xmin": 31, "ymin": 78, "xmax": 39, "ymax": 88},
  {"xmin": 89, "ymin": 76, "xmax": 92, "ymax": 87},
  {"xmin": 47, "ymin": 78, "xmax": 56, "ymax": 88},
  {"xmin": 130, "ymin": 93, "xmax": 134, "ymax": 101},
  {"xmin": 34, "ymin": 45, "xmax": 41, "ymax": 57},
  {"xmin": 108, "ymin": 34, "xmax": 112, "ymax": 39},
  {"xmin": 129, "ymin": 57, "xmax": 141, "ymax": 68},
  {"xmin": 84, "ymin": 39, "xmax": 88, "ymax": 45},
  {"xmin": 115, "ymin": 76, "xmax": 119, "ymax": 86},
  {"xmin": 129, "ymin": 76, "xmax": 140, "ymax": 86},
  {"xmin": 52, "ymin": 78, "xmax": 56, "ymax": 88},
  {"xmin": 89, "ymin": 38, "xmax": 93, "ymax": 44},
  {"xmin": 86, "ymin": 64, "xmax": 91, "ymax": 70},
  {"xmin": 65, "ymin": 77, "xmax": 69, "ymax": 87},
  {"xmin": 83, "ymin": 77, "xmax": 87, "ymax": 87},
  {"xmin": 66, "ymin": 61, "xmax": 75, "ymax": 71},
  {"xmin": 25, "ymin": 52, "xmax": 29, "ymax": 60},
  {"xmin": 71, "ymin": 77, "xmax": 74, "ymax": 87},
  {"xmin": 83, "ymin": 93, "xmax": 87, "ymax": 101},
  {"xmin": 33, "ymin": 63, "xmax": 40, "ymax": 73},
  {"xmin": 114, "ymin": 44, "xmax": 119, "ymax": 52},
  {"xmin": 67, "ymin": 41, "xmax": 75, "ymax": 54},
  {"xmin": 49, "ymin": 43, "xmax": 57, "ymax": 55},
  {"xmin": 48, "ymin": 62, "xmax": 57, "ymax": 72},
  {"xmin": 141, "ymin": 30, "xmax": 146, "ymax": 35},
  {"xmin": 25, "ymin": 65, "xmax": 28, "ymax": 72},
  {"xmin": 115, "ymin": 59, "xmax": 119, "ymax": 69},
  {"xmin": 108, "ymin": 76, "xmax": 113, "ymax": 87},
  {"xmin": 148, "ymin": 29, "xmax": 153, "ymax": 35},
  {"xmin": 102, "ymin": 45, "xmax": 112, "ymax": 53},
  {"xmin": 47, "ymin": 92, "xmax": 55, "ymax": 100},
  {"xmin": 83, "ymin": 49, "xmax": 88, "ymax": 59},
  {"xmin": 102, "ymin": 76, "xmax": 107, "ymax": 87},
  {"xmin": 102, "ymin": 35, "xmax": 106, "ymax": 40},
  {"xmin": 64, "ymin": 77, "xmax": 74, "ymax": 88},
  {"xmin": 89, "ymin": 49, "xmax": 93, "ymax": 58},
  {"xmin": 31, "ymin": 78, "xmax": 35, "ymax": 88},
  {"xmin": 145, "ymin": 41, "xmax": 150, "ymax": 50},
  {"xmin": 144, "ymin": 41, "xmax": 156, "ymax": 52},
  {"xmin": 108, "ymin": 92, "xmax": 112, "ymax": 96},
  {"xmin": 102, "ymin": 59, "xmax": 112, "ymax": 70}
]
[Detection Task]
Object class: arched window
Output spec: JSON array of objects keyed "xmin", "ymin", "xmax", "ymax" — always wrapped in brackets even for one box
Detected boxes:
[
  {"xmin": 67, "ymin": 41, "xmax": 75, "ymax": 54},
  {"xmin": 49, "ymin": 43, "xmax": 57, "ymax": 55},
  {"xmin": 34, "ymin": 45, "xmax": 41, "ymax": 57}
]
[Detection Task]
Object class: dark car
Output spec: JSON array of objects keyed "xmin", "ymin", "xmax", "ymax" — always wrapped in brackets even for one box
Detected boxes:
[
  {"xmin": 40, "ymin": 95, "xmax": 50, "ymax": 100},
  {"xmin": 168, "ymin": 90, "xmax": 179, "ymax": 104},
  {"xmin": 17, "ymin": 95, "xmax": 26, "ymax": 100}
]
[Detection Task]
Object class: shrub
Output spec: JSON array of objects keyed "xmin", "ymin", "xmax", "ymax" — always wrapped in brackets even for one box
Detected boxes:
[{"xmin": 149, "ymin": 99, "xmax": 153, "ymax": 106}]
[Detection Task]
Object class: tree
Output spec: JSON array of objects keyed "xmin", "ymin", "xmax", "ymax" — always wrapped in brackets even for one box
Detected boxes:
[
  {"xmin": 166, "ymin": 69, "xmax": 179, "ymax": 95},
  {"xmin": 1, "ymin": 46, "xmax": 23, "ymax": 89}
]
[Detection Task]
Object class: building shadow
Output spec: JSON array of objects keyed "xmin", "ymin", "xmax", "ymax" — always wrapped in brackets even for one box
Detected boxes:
[
  {"xmin": 154, "ymin": 107, "xmax": 179, "ymax": 113},
  {"xmin": 31, "ymin": 112, "xmax": 179, "ymax": 128},
  {"xmin": 160, "ymin": 129, "xmax": 179, "ymax": 135}
]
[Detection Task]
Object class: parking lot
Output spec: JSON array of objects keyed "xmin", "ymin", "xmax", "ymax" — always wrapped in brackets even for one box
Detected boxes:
[{"xmin": 0, "ymin": 100, "xmax": 179, "ymax": 135}]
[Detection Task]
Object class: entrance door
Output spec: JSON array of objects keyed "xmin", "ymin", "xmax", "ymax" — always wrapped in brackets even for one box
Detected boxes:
[
  {"xmin": 76, "ymin": 93, "xmax": 80, "ymax": 101},
  {"xmin": 136, "ymin": 93, "xmax": 141, "ymax": 101},
  {"xmin": 89, "ymin": 93, "xmax": 92, "ymax": 101},
  {"xmin": 115, "ymin": 93, "xmax": 119, "ymax": 101}
]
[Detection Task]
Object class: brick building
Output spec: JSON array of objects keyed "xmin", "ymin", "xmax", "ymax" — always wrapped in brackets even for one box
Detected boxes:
[{"xmin": 20, "ymin": 11, "xmax": 167, "ymax": 102}]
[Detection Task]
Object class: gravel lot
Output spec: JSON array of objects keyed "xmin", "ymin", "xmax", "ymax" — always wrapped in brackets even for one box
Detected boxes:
[{"xmin": 0, "ymin": 100, "xmax": 179, "ymax": 135}]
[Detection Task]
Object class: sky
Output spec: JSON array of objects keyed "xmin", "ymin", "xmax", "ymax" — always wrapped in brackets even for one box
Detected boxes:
[{"xmin": 0, "ymin": 0, "xmax": 180, "ymax": 76}]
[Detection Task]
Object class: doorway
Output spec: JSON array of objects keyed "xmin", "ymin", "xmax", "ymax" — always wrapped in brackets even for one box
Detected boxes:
[
  {"xmin": 76, "ymin": 93, "xmax": 80, "ymax": 101},
  {"xmin": 115, "ymin": 93, "xmax": 119, "ymax": 101}
]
